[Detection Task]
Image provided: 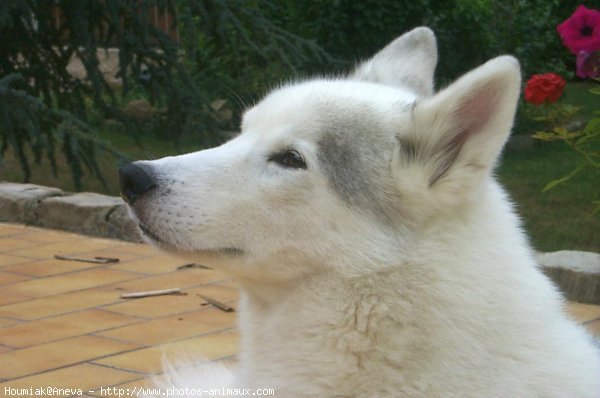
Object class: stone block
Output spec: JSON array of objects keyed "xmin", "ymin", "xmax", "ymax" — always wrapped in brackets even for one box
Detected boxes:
[
  {"xmin": 0, "ymin": 182, "xmax": 63, "ymax": 223},
  {"xmin": 106, "ymin": 204, "xmax": 143, "ymax": 242},
  {"xmin": 537, "ymin": 250, "xmax": 600, "ymax": 304},
  {"xmin": 36, "ymin": 192, "xmax": 141, "ymax": 241}
]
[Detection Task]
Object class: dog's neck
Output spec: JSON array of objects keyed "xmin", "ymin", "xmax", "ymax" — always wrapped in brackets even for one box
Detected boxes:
[{"xmin": 233, "ymin": 260, "xmax": 452, "ymax": 395}]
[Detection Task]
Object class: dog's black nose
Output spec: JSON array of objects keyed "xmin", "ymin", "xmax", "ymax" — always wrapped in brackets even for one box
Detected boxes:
[{"xmin": 119, "ymin": 163, "xmax": 157, "ymax": 205}]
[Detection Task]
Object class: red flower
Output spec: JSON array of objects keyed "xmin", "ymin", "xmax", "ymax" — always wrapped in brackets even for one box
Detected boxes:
[
  {"xmin": 557, "ymin": 5, "xmax": 600, "ymax": 54},
  {"xmin": 524, "ymin": 73, "xmax": 566, "ymax": 105}
]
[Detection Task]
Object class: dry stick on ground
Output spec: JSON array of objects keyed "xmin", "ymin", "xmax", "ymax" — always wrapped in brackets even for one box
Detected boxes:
[
  {"xmin": 120, "ymin": 288, "xmax": 187, "ymax": 299},
  {"xmin": 55, "ymin": 254, "xmax": 120, "ymax": 264},
  {"xmin": 197, "ymin": 293, "xmax": 235, "ymax": 312},
  {"xmin": 177, "ymin": 263, "xmax": 212, "ymax": 270}
]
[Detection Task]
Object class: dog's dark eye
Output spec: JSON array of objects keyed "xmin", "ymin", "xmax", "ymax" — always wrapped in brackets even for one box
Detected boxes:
[{"xmin": 269, "ymin": 149, "xmax": 307, "ymax": 170}]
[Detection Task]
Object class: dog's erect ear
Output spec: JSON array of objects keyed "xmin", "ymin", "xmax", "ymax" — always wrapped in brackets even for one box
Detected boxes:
[
  {"xmin": 407, "ymin": 56, "xmax": 521, "ymax": 189},
  {"xmin": 351, "ymin": 27, "xmax": 437, "ymax": 96}
]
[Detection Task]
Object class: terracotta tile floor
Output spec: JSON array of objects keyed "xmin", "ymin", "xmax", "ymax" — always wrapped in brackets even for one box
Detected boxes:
[
  {"xmin": 0, "ymin": 223, "xmax": 238, "ymax": 396},
  {"xmin": 0, "ymin": 222, "xmax": 598, "ymax": 397}
]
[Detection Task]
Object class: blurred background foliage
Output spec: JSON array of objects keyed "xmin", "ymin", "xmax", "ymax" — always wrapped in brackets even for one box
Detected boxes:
[
  {"xmin": 0, "ymin": 0, "xmax": 331, "ymax": 189},
  {"xmin": 0, "ymin": 0, "xmax": 597, "ymax": 250},
  {"xmin": 278, "ymin": 0, "xmax": 583, "ymax": 81}
]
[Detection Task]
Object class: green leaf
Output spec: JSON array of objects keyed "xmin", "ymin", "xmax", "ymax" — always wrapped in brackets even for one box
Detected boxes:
[
  {"xmin": 533, "ymin": 131, "xmax": 556, "ymax": 141},
  {"xmin": 582, "ymin": 118, "xmax": 600, "ymax": 135},
  {"xmin": 542, "ymin": 162, "xmax": 587, "ymax": 192},
  {"xmin": 543, "ymin": 177, "xmax": 569, "ymax": 192},
  {"xmin": 559, "ymin": 104, "xmax": 579, "ymax": 118},
  {"xmin": 553, "ymin": 126, "xmax": 568, "ymax": 136}
]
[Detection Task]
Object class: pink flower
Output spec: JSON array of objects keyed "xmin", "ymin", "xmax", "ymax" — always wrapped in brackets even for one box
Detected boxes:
[
  {"xmin": 576, "ymin": 50, "xmax": 600, "ymax": 78},
  {"xmin": 557, "ymin": 5, "xmax": 600, "ymax": 54}
]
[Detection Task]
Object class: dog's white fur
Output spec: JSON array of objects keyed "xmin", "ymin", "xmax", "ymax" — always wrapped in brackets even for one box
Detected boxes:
[{"xmin": 128, "ymin": 27, "xmax": 600, "ymax": 397}]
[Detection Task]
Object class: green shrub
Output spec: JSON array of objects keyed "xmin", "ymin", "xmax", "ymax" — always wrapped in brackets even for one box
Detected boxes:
[{"xmin": 277, "ymin": 0, "xmax": 584, "ymax": 81}]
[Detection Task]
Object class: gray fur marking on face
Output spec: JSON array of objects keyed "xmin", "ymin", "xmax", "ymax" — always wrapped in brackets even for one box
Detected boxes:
[{"xmin": 316, "ymin": 110, "xmax": 399, "ymax": 222}]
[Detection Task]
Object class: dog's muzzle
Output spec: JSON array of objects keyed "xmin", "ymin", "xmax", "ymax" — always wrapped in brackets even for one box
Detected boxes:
[{"xmin": 119, "ymin": 162, "xmax": 157, "ymax": 205}]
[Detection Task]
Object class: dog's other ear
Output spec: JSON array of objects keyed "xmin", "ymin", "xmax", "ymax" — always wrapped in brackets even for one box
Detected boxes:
[
  {"xmin": 351, "ymin": 27, "xmax": 437, "ymax": 96},
  {"xmin": 408, "ymin": 56, "xmax": 521, "ymax": 192}
]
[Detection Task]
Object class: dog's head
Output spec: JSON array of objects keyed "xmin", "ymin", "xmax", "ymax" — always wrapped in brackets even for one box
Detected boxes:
[{"xmin": 120, "ymin": 27, "xmax": 521, "ymax": 280}]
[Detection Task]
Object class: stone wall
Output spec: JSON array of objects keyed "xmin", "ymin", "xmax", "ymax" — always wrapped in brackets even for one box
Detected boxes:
[{"xmin": 0, "ymin": 182, "xmax": 141, "ymax": 242}]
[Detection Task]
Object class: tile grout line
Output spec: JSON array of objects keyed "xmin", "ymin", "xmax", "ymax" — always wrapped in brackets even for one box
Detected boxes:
[
  {"xmin": 87, "ymin": 360, "xmax": 153, "ymax": 376},
  {"xmin": 0, "ymin": 315, "xmax": 25, "ymax": 322},
  {"xmin": 1, "ymin": 259, "xmax": 149, "ymax": 280},
  {"xmin": 103, "ymin": 324, "xmax": 237, "ymax": 347},
  {"xmin": 92, "ymin": 326, "xmax": 237, "ymax": 362},
  {"xmin": 583, "ymin": 316, "xmax": 600, "ymax": 325},
  {"xmin": 0, "ymin": 268, "xmax": 41, "ymax": 277},
  {"xmin": 0, "ymin": 316, "xmax": 149, "ymax": 352},
  {"xmin": 88, "ymin": 322, "xmax": 238, "ymax": 350},
  {"xmin": 0, "ymin": 297, "xmax": 126, "ymax": 322},
  {"xmin": 0, "ymin": 261, "xmax": 150, "ymax": 279},
  {"xmin": 85, "ymin": 327, "xmax": 238, "ymax": 372},
  {"xmin": 1, "ymin": 345, "xmax": 148, "ymax": 382},
  {"xmin": 88, "ymin": 333, "xmax": 152, "ymax": 348}
]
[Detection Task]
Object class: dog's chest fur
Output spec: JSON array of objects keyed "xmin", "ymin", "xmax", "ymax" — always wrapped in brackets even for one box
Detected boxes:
[
  {"xmin": 234, "ymin": 244, "xmax": 599, "ymax": 397},
  {"xmin": 236, "ymin": 271, "xmax": 419, "ymax": 396}
]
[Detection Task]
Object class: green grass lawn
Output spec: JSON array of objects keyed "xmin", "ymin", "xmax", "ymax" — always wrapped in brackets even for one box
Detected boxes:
[{"xmin": 498, "ymin": 141, "xmax": 599, "ymax": 252}]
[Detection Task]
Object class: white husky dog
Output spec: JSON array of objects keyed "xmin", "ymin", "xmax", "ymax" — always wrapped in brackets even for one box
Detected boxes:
[{"xmin": 119, "ymin": 27, "xmax": 600, "ymax": 397}]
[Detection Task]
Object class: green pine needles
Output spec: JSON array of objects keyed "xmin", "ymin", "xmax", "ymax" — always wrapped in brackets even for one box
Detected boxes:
[{"xmin": 0, "ymin": 0, "xmax": 330, "ymax": 190}]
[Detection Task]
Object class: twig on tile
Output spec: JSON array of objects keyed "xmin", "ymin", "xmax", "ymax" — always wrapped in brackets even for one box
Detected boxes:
[
  {"xmin": 54, "ymin": 254, "xmax": 120, "ymax": 264},
  {"xmin": 120, "ymin": 288, "xmax": 187, "ymax": 299},
  {"xmin": 177, "ymin": 263, "xmax": 212, "ymax": 270},
  {"xmin": 197, "ymin": 293, "xmax": 235, "ymax": 312}
]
